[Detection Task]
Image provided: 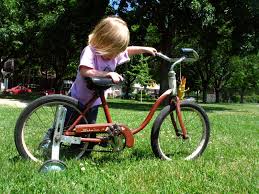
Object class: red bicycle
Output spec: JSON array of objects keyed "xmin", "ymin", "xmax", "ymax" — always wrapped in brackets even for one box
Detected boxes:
[{"xmin": 14, "ymin": 48, "xmax": 210, "ymax": 170}]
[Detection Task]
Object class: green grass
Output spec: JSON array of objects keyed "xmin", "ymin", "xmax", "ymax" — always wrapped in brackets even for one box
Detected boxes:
[{"xmin": 0, "ymin": 99, "xmax": 258, "ymax": 193}]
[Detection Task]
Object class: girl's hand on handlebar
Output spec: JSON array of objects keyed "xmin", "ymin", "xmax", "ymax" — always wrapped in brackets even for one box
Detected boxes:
[
  {"xmin": 127, "ymin": 46, "xmax": 157, "ymax": 56},
  {"xmin": 144, "ymin": 47, "xmax": 157, "ymax": 56},
  {"xmin": 107, "ymin": 72, "xmax": 124, "ymax": 83}
]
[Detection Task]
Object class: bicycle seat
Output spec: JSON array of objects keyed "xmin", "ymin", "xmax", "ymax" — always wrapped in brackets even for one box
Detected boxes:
[{"xmin": 85, "ymin": 77, "xmax": 115, "ymax": 90}]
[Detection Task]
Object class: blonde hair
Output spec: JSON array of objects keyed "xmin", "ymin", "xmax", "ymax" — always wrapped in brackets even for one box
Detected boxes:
[{"xmin": 88, "ymin": 16, "xmax": 130, "ymax": 56}]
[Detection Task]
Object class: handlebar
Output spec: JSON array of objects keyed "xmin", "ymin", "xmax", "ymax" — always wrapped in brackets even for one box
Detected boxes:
[
  {"xmin": 156, "ymin": 48, "xmax": 199, "ymax": 63},
  {"xmin": 156, "ymin": 48, "xmax": 199, "ymax": 95}
]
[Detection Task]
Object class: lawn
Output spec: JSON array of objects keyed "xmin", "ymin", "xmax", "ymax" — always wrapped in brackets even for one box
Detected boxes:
[{"xmin": 0, "ymin": 98, "xmax": 258, "ymax": 193}]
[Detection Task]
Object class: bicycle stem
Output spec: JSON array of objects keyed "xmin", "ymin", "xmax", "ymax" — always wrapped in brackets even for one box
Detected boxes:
[
  {"xmin": 168, "ymin": 56, "xmax": 186, "ymax": 96},
  {"xmin": 168, "ymin": 70, "xmax": 176, "ymax": 95}
]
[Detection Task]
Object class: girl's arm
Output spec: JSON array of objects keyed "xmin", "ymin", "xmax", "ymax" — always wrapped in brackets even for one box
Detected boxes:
[
  {"xmin": 79, "ymin": 66, "xmax": 123, "ymax": 83},
  {"xmin": 126, "ymin": 46, "xmax": 157, "ymax": 56}
]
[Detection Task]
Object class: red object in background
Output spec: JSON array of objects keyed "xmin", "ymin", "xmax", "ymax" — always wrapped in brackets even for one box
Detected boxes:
[
  {"xmin": 5, "ymin": 85, "xmax": 32, "ymax": 95},
  {"xmin": 44, "ymin": 89, "xmax": 65, "ymax": 95}
]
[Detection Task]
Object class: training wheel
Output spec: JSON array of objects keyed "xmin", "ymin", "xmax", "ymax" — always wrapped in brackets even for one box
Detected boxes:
[{"xmin": 39, "ymin": 160, "xmax": 67, "ymax": 173}]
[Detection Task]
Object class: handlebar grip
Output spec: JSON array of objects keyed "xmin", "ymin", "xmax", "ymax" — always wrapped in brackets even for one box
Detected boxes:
[
  {"xmin": 181, "ymin": 48, "xmax": 199, "ymax": 61},
  {"xmin": 156, "ymin": 48, "xmax": 199, "ymax": 63},
  {"xmin": 181, "ymin": 48, "xmax": 193, "ymax": 53}
]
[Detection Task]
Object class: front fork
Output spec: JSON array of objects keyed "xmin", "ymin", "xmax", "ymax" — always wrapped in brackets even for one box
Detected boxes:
[{"xmin": 170, "ymin": 96, "xmax": 188, "ymax": 139}]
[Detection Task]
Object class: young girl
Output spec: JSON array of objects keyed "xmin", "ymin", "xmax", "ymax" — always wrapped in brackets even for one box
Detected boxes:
[
  {"xmin": 70, "ymin": 16, "xmax": 157, "ymax": 123},
  {"xmin": 40, "ymin": 16, "xmax": 157, "ymax": 148}
]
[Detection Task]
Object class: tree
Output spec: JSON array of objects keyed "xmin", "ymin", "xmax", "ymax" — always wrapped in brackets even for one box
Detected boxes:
[
  {"xmin": 229, "ymin": 54, "xmax": 259, "ymax": 103},
  {"xmin": 35, "ymin": 0, "xmax": 109, "ymax": 89},
  {"xmin": 211, "ymin": 21, "xmax": 233, "ymax": 103},
  {"xmin": 1, "ymin": 0, "xmax": 110, "ymax": 89},
  {"xmin": 0, "ymin": 0, "xmax": 24, "ymax": 71},
  {"xmin": 117, "ymin": 54, "xmax": 152, "ymax": 98},
  {"xmin": 116, "ymin": 0, "xmax": 257, "ymax": 103},
  {"xmin": 116, "ymin": 0, "xmax": 216, "ymax": 102}
]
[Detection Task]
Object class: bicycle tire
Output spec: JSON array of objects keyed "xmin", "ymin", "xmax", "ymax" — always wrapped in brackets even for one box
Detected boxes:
[
  {"xmin": 151, "ymin": 101, "xmax": 210, "ymax": 160},
  {"xmin": 14, "ymin": 94, "xmax": 95, "ymax": 162}
]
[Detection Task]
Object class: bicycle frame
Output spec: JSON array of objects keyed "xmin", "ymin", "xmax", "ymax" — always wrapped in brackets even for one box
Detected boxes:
[
  {"xmin": 63, "ymin": 48, "xmax": 199, "ymax": 148},
  {"xmin": 63, "ymin": 87, "xmax": 187, "ymax": 148}
]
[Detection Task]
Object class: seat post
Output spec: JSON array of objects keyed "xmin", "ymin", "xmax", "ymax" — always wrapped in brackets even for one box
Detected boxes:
[{"xmin": 100, "ymin": 91, "xmax": 112, "ymax": 123}]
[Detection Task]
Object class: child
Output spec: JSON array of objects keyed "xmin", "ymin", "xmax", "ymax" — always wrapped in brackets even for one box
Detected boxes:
[
  {"xmin": 40, "ymin": 16, "xmax": 157, "ymax": 149},
  {"xmin": 71, "ymin": 16, "xmax": 157, "ymax": 120}
]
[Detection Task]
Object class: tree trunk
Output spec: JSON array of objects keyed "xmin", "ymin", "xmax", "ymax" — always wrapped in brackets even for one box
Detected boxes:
[
  {"xmin": 158, "ymin": 32, "xmax": 171, "ymax": 105},
  {"xmin": 159, "ymin": 61, "xmax": 170, "ymax": 105},
  {"xmin": 27, "ymin": 67, "xmax": 31, "ymax": 85},
  {"xmin": 159, "ymin": 62, "xmax": 169, "ymax": 95},
  {"xmin": 202, "ymin": 90, "xmax": 207, "ymax": 103},
  {"xmin": 202, "ymin": 82, "xmax": 208, "ymax": 103},
  {"xmin": 54, "ymin": 57, "xmax": 67, "ymax": 90},
  {"xmin": 240, "ymin": 89, "xmax": 245, "ymax": 103},
  {"xmin": 196, "ymin": 90, "xmax": 199, "ymax": 102},
  {"xmin": 124, "ymin": 80, "xmax": 132, "ymax": 99},
  {"xmin": 215, "ymin": 88, "xmax": 220, "ymax": 103}
]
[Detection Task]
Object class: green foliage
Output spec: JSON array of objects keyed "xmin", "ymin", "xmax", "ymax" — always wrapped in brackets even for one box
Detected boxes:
[
  {"xmin": 244, "ymin": 95, "xmax": 259, "ymax": 103},
  {"xmin": 236, "ymin": 54, "xmax": 258, "ymax": 84},
  {"xmin": 1, "ymin": 0, "xmax": 109, "ymax": 88},
  {"xmin": 130, "ymin": 24, "xmax": 139, "ymax": 32},
  {"xmin": 116, "ymin": 0, "xmax": 257, "ymax": 103},
  {"xmin": 144, "ymin": 24, "xmax": 160, "ymax": 45},
  {"xmin": 134, "ymin": 92, "xmax": 155, "ymax": 102},
  {"xmin": 117, "ymin": 54, "xmax": 153, "ymax": 98},
  {"xmin": 1, "ymin": 0, "xmax": 257, "ymax": 103},
  {"xmin": 227, "ymin": 94, "xmax": 259, "ymax": 103},
  {"xmin": 229, "ymin": 54, "xmax": 259, "ymax": 92},
  {"xmin": 0, "ymin": 0, "xmax": 24, "ymax": 65},
  {"xmin": 190, "ymin": 0, "xmax": 216, "ymax": 27},
  {"xmin": 134, "ymin": 55, "xmax": 152, "ymax": 87}
]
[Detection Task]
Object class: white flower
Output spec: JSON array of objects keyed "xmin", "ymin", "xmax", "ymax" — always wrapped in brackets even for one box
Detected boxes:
[{"xmin": 81, "ymin": 167, "xmax": 86, "ymax": 171}]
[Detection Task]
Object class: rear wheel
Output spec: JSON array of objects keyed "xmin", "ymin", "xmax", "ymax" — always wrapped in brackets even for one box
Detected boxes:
[
  {"xmin": 14, "ymin": 95, "xmax": 95, "ymax": 162},
  {"xmin": 151, "ymin": 102, "xmax": 210, "ymax": 160}
]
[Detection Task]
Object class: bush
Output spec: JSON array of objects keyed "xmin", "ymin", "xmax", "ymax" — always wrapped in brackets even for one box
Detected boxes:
[
  {"xmin": 229, "ymin": 95, "xmax": 259, "ymax": 103},
  {"xmin": 230, "ymin": 95, "xmax": 240, "ymax": 103},
  {"xmin": 134, "ymin": 93, "xmax": 155, "ymax": 102},
  {"xmin": 244, "ymin": 95, "xmax": 259, "ymax": 103}
]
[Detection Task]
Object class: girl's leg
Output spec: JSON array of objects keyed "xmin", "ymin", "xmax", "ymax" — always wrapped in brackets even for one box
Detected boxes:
[
  {"xmin": 39, "ymin": 104, "xmax": 98, "ymax": 149},
  {"xmin": 85, "ymin": 105, "xmax": 99, "ymax": 124}
]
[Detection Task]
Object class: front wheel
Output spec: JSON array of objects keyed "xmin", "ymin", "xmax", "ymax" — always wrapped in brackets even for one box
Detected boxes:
[{"xmin": 151, "ymin": 102, "xmax": 210, "ymax": 160}]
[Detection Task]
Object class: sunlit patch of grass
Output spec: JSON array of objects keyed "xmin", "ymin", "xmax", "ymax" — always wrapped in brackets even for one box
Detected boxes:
[{"xmin": 0, "ymin": 100, "xmax": 258, "ymax": 193}]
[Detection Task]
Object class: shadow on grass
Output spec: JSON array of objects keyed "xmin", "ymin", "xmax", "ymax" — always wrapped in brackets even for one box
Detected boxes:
[
  {"xmin": 129, "ymin": 148, "xmax": 155, "ymax": 160},
  {"xmin": 199, "ymin": 104, "xmax": 234, "ymax": 112},
  {"xmin": 1, "ymin": 93, "xmax": 236, "ymax": 113},
  {"xmin": 9, "ymin": 155, "xmax": 23, "ymax": 163},
  {"xmin": 88, "ymin": 148, "xmax": 155, "ymax": 165},
  {"xmin": 108, "ymin": 100, "xmax": 234, "ymax": 113},
  {"xmin": 107, "ymin": 101, "xmax": 161, "ymax": 112}
]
